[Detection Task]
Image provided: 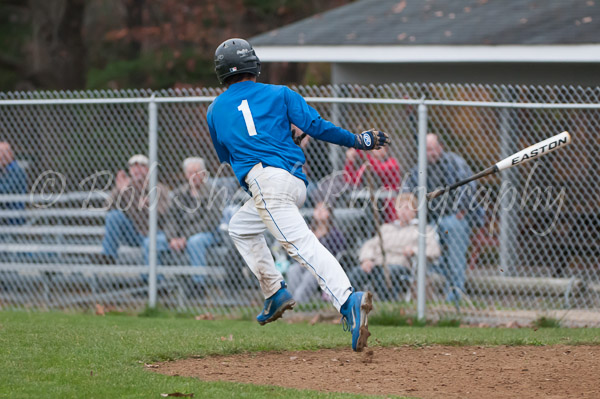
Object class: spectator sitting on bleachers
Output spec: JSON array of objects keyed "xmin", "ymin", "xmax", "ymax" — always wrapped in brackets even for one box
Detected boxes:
[
  {"xmin": 96, "ymin": 154, "xmax": 170, "ymax": 264},
  {"xmin": 349, "ymin": 193, "xmax": 441, "ymax": 300},
  {"xmin": 403, "ymin": 133, "xmax": 482, "ymax": 303},
  {"xmin": 0, "ymin": 142, "xmax": 27, "ymax": 225},
  {"xmin": 165, "ymin": 157, "xmax": 222, "ymax": 284},
  {"xmin": 287, "ymin": 201, "xmax": 346, "ymax": 303}
]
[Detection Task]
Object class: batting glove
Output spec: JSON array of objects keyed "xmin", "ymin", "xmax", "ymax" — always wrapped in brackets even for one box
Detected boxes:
[{"xmin": 354, "ymin": 129, "xmax": 390, "ymax": 150}]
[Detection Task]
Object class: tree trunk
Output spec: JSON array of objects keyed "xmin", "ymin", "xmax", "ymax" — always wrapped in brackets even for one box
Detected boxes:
[
  {"xmin": 125, "ymin": 0, "xmax": 144, "ymax": 58},
  {"xmin": 29, "ymin": 0, "xmax": 86, "ymax": 89}
]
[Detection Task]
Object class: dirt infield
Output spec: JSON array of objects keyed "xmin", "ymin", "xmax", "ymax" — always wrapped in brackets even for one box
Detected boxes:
[{"xmin": 153, "ymin": 345, "xmax": 600, "ymax": 398}]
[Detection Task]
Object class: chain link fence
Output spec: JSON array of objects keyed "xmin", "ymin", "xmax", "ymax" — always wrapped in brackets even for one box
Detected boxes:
[{"xmin": 0, "ymin": 83, "xmax": 599, "ymax": 326}]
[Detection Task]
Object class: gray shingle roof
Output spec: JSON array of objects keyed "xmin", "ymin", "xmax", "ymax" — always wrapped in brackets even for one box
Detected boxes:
[{"xmin": 251, "ymin": 0, "xmax": 600, "ymax": 46}]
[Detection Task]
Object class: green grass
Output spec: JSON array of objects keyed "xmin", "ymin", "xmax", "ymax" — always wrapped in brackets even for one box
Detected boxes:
[
  {"xmin": 368, "ymin": 304, "xmax": 459, "ymax": 327},
  {"xmin": 369, "ymin": 308, "xmax": 426, "ymax": 327},
  {"xmin": 1, "ymin": 312, "xmax": 599, "ymax": 399},
  {"xmin": 533, "ymin": 316, "xmax": 562, "ymax": 328}
]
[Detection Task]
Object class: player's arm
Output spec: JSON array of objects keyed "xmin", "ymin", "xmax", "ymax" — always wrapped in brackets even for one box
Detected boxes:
[
  {"xmin": 207, "ymin": 108, "xmax": 231, "ymax": 164},
  {"xmin": 284, "ymin": 87, "xmax": 389, "ymax": 150}
]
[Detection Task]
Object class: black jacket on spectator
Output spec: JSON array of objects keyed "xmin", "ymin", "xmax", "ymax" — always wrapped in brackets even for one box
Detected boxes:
[{"xmin": 165, "ymin": 183, "xmax": 221, "ymax": 239}]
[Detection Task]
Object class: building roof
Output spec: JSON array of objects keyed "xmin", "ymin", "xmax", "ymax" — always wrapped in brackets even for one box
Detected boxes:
[
  {"xmin": 251, "ymin": 0, "xmax": 599, "ymax": 46},
  {"xmin": 250, "ymin": 0, "xmax": 600, "ymax": 63}
]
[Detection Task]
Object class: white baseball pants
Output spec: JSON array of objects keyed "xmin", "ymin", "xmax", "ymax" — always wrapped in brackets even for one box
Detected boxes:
[{"xmin": 228, "ymin": 163, "xmax": 352, "ymax": 311}]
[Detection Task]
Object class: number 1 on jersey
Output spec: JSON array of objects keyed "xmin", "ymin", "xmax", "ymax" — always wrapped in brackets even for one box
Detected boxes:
[{"xmin": 237, "ymin": 99, "xmax": 257, "ymax": 136}]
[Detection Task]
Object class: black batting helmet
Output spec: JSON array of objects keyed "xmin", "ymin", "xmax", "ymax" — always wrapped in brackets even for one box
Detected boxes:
[{"xmin": 214, "ymin": 38, "xmax": 261, "ymax": 85}]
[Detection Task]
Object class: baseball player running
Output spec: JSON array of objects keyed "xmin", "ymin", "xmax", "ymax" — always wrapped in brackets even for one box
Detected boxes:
[{"xmin": 207, "ymin": 38, "xmax": 390, "ymax": 352}]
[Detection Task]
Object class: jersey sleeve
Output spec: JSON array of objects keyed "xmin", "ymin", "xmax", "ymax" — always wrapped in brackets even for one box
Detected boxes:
[
  {"xmin": 207, "ymin": 105, "xmax": 231, "ymax": 164},
  {"xmin": 283, "ymin": 87, "xmax": 356, "ymax": 148}
]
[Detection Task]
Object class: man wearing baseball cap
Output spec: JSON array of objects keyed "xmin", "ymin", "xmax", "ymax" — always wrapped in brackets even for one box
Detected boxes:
[{"xmin": 96, "ymin": 154, "xmax": 170, "ymax": 264}]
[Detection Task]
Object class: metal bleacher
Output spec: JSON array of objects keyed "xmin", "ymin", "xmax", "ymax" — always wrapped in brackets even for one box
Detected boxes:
[
  {"xmin": 0, "ymin": 183, "xmax": 379, "ymax": 309},
  {"xmin": 0, "ymin": 192, "xmax": 142, "ymax": 264}
]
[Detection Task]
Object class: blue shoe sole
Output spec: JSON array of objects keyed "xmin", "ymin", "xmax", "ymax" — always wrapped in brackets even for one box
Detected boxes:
[
  {"xmin": 355, "ymin": 291, "xmax": 373, "ymax": 352},
  {"xmin": 257, "ymin": 298, "xmax": 296, "ymax": 326}
]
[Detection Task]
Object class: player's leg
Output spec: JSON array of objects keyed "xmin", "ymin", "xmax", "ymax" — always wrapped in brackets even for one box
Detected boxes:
[
  {"xmin": 228, "ymin": 197, "xmax": 296, "ymax": 325},
  {"xmin": 228, "ymin": 198, "xmax": 283, "ymax": 298},
  {"xmin": 246, "ymin": 165, "xmax": 352, "ymax": 311},
  {"xmin": 246, "ymin": 164, "xmax": 373, "ymax": 350}
]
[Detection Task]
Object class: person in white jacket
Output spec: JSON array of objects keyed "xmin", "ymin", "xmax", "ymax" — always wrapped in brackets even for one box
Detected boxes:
[{"xmin": 350, "ymin": 193, "xmax": 441, "ymax": 299}]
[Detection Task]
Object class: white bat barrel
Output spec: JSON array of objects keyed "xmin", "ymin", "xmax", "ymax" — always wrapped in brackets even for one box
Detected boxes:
[{"xmin": 495, "ymin": 131, "xmax": 571, "ymax": 172}]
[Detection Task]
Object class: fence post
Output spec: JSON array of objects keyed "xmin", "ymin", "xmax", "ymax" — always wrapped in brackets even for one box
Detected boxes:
[
  {"xmin": 148, "ymin": 95, "xmax": 158, "ymax": 308},
  {"xmin": 416, "ymin": 100, "xmax": 428, "ymax": 321},
  {"xmin": 499, "ymin": 88, "xmax": 519, "ymax": 276}
]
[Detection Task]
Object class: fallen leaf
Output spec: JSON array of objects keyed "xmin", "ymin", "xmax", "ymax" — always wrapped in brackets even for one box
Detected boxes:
[
  {"xmin": 290, "ymin": 356, "xmax": 298, "ymax": 360},
  {"xmin": 309, "ymin": 314, "xmax": 320, "ymax": 325},
  {"xmin": 506, "ymin": 321, "xmax": 521, "ymax": 328},
  {"xmin": 95, "ymin": 304, "xmax": 105, "ymax": 316},
  {"xmin": 195, "ymin": 313, "xmax": 214, "ymax": 321}
]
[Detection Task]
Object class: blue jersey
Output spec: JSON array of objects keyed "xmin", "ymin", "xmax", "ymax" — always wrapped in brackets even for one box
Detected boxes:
[{"xmin": 207, "ymin": 81, "xmax": 356, "ymax": 189}]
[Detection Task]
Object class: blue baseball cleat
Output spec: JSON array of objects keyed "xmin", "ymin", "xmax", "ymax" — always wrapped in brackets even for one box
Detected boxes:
[
  {"xmin": 340, "ymin": 291, "xmax": 373, "ymax": 352},
  {"xmin": 256, "ymin": 281, "xmax": 296, "ymax": 325}
]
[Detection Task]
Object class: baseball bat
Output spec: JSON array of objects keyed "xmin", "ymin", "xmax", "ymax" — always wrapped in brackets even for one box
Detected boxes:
[{"xmin": 427, "ymin": 131, "xmax": 571, "ymax": 200}]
